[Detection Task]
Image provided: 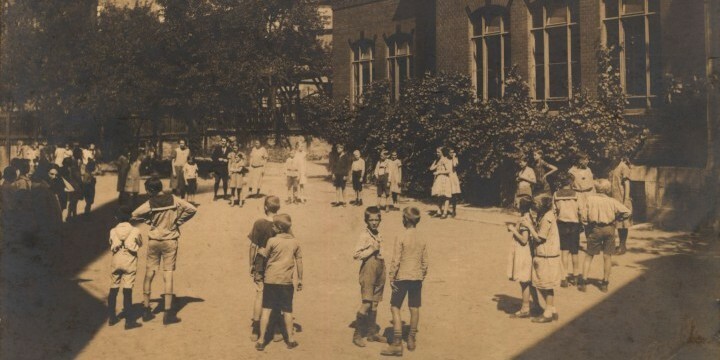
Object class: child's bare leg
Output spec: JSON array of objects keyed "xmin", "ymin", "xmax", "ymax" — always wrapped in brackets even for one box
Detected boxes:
[
  {"xmin": 143, "ymin": 270, "xmax": 155, "ymax": 308},
  {"xmin": 520, "ymin": 282, "xmax": 531, "ymax": 312},
  {"xmin": 409, "ymin": 307, "xmax": 419, "ymax": 331},
  {"xmin": 163, "ymin": 270, "xmax": 174, "ymax": 310},
  {"xmin": 582, "ymin": 255, "xmax": 594, "ymax": 280},
  {"xmin": 442, "ymin": 199, "xmax": 450, "ymax": 215},
  {"xmin": 257, "ymin": 308, "xmax": 272, "ymax": 344},
  {"xmin": 571, "ymin": 254, "xmax": 580, "ymax": 275},
  {"xmin": 283, "ymin": 312, "xmax": 295, "ymax": 343},
  {"xmin": 602, "ymin": 253, "xmax": 612, "ymax": 281},
  {"xmin": 390, "ymin": 306, "xmax": 402, "ymax": 334},
  {"xmin": 253, "ymin": 282, "xmax": 263, "ymax": 321},
  {"xmin": 357, "ymin": 301, "xmax": 372, "ymax": 315}
]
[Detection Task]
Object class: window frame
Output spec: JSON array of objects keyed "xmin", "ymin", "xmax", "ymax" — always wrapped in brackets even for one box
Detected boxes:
[
  {"xmin": 530, "ymin": 0, "xmax": 580, "ymax": 108},
  {"xmin": 601, "ymin": 0, "xmax": 659, "ymax": 110},
  {"xmin": 386, "ymin": 40, "xmax": 413, "ymax": 101},
  {"xmin": 351, "ymin": 42, "xmax": 374, "ymax": 104},
  {"xmin": 471, "ymin": 9, "xmax": 510, "ymax": 100}
]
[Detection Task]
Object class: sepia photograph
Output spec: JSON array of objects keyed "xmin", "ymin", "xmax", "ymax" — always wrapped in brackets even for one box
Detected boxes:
[{"xmin": 1, "ymin": 0, "xmax": 719, "ymax": 359}]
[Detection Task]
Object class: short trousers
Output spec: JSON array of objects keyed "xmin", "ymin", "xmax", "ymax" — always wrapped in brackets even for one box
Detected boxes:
[
  {"xmin": 558, "ymin": 221, "xmax": 582, "ymax": 254},
  {"xmin": 376, "ymin": 174, "xmax": 390, "ymax": 197},
  {"xmin": 110, "ymin": 269, "xmax": 137, "ymax": 288},
  {"xmin": 352, "ymin": 171, "xmax": 363, "ymax": 191},
  {"xmin": 286, "ymin": 176, "xmax": 299, "ymax": 188},
  {"xmin": 262, "ymin": 283, "xmax": 294, "ymax": 313},
  {"xmin": 146, "ymin": 239, "xmax": 179, "ymax": 271},
  {"xmin": 333, "ymin": 175, "xmax": 347, "ymax": 189},
  {"xmin": 585, "ymin": 224, "xmax": 616, "ymax": 256},
  {"xmin": 390, "ymin": 280, "xmax": 423, "ymax": 308},
  {"xmin": 359, "ymin": 256, "xmax": 385, "ymax": 302},
  {"xmin": 185, "ymin": 178, "xmax": 197, "ymax": 194}
]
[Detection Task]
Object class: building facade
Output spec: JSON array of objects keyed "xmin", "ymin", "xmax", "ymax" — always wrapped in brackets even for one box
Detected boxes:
[{"xmin": 332, "ymin": 0, "xmax": 717, "ymax": 229}]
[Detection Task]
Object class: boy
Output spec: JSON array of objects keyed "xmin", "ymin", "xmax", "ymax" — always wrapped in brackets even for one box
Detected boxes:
[
  {"xmin": 331, "ymin": 144, "xmax": 352, "ymax": 207},
  {"xmin": 256, "ymin": 214, "xmax": 303, "ymax": 351},
  {"xmin": 569, "ymin": 153, "xmax": 595, "ymax": 211},
  {"xmin": 388, "ymin": 151, "xmax": 402, "ymax": 210},
  {"xmin": 285, "ymin": 150, "xmax": 299, "ymax": 204},
  {"xmin": 532, "ymin": 150, "xmax": 558, "ymax": 194},
  {"xmin": 108, "ymin": 206, "xmax": 143, "ymax": 330},
  {"xmin": 553, "ymin": 172, "xmax": 582, "ymax": 287},
  {"xmin": 382, "ymin": 207, "xmax": 428, "ymax": 356},
  {"xmin": 132, "ymin": 176, "xmax": 197, "ymax": 325},
  {"xmin": 374, "ymin": 150, "xmax": 391, "ymax": 212},
  {"xmin": 352, "ymin": 206, "xmax": 386, "ymax": 347},
  {"xmin": 183, "ymin": 156, "xmax": 199, "ymax": 204},
  {"xmin": 350, "ymin": 150, "xmax": 365, "ymax": 206},
  {"xmin": 249, "ymin": 196, "xmax": 281, "ymax": 341},
  {"xmin": 578, "ymin": 179, "xmax": 631, "ymax": 293}
]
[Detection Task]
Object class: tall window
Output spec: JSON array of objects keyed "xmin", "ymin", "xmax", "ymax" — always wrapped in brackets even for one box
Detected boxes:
[
  {"xmin": 387, "ymin": 40, "xmax": 413, "ymax": 100},
  {"xmin": 352, "ymin": 42, "xmax": 374, "ymax": 103},
  {"xmin": 530, "ymin": 0, "xmax": 580, "ymax": 109},
  {"xmin": 472, "ymin": 9, "xmax": 510, "ymax": 100},
  {"xmin": 603, "ymin": 0, "xmax": 660, "ymax": 109}
]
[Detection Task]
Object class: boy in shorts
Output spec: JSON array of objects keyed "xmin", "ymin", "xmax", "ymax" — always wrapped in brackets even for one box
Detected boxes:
[
  {"xmin": 553, "ymin": 172, "xmax": 583, "ymax": 287},
  {"xmin": 578, "ymin": 179, "xmax": 631, "ymax": 293},
  {"xmin": 132, "ymin": 176, "xmax": 197, "ymax": 325},
  {"xmin": 351, "ymin": 206, "xmax": 386, "ymax": 347},
  {"xmin": 285, "ymin": 150, "xmax": 299, "ymax": 204},
  {"xmin": 256, "ymin": 214, "xmax": 303, "ymax": 351},
  {"xmin": 382, "ymin": 207, "xmax": 428, "ymax": 356},
  {"xmin": 249, "ymin": 196, "xmax": 281, "ymax": 341},
  {"xmin": 374, "ymin": 150, "xmax": 391, "ymax": 212},
  {"xmin": 107, "ymin": 206, "xmax": 143, "ymax": 330},
  {"xmin": 350, "ymin": 150, "xmax": 366, "ymax": 206}
]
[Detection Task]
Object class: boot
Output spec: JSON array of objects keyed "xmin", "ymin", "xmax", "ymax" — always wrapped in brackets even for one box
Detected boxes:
[
  {"xmin": 407, "ymin": 328, "xmax": 418, "ymax": 351},
  {"xmin": 163, "ymin": 294, "xmax": 181, "ymax": 325},
  {"xmin": 142, "ymin": 306, "xmax": 155, "ymax": 322},
  {"xmin": 122, "ymin": 288, "xmax": 142, "ymax": 330},
  {"xmin": 250, "ymin": 320, "xmax": 260, "ymax": 342},
  {"xmin": 352, "ymin": 313, "xmax": 366, "ymax": 347},
  {"xmin": 577, "ymin": 276, "xmax": 587, "ymax": 292},
  {"xmin": 107, "ymin": 288, "xmax": 120, "ymax": 326},
  {"xmin": 366, "ymin": 310, "xmax": 387, "ymax": 343},
  {"xmin": 380, "ymin": 331, "xmax": 403, "ymax": 356}
]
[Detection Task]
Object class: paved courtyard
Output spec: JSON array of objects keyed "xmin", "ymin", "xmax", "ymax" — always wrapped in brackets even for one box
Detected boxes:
[{"xmin": 1, "ymin": 161, "xmax": 719, "ymax": 359}]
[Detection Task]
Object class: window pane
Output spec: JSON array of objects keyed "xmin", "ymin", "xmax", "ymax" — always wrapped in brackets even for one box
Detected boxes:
[
  {"xmin": 472, "ymin": 18, "xmax": 483, "ymax": 36},
  {"xmin": 533, "ymin": 30, "xmax": 545, "ymax": 99},
  {"xmin": 476, "ymin": 39, "xmax": 484, "ymax": 97},
  {"xmin": 571, "ymin": 26, "xmax": 581, "ymax": 92},
  {"xmin": 399, "ymin": 57, "xmax": 409, "ymax": 83},
  {"xmin": 353, "ymin": 48, "xmax": 359, "ymax": 61},
  {"xmin": 548, "ymin": 0, "xmax": 568, "ymax": 25},
  {"xmin": 623, "ymin": 0, "xmax": 645, "ymax": 14},
  {"xmin": 531, "ymin": 5, "xmax": 544, "ymax": 28},
  {"xmin": 548, "ymin": 27, "xmax": 569, "ymax": 98},
  {"xmin": 362, "ymin": 63, "xmax": 371, "ymax": 89},
  {"xmin": 504, "ymin": 35, "xmax": 512, "ymax": 76},
  {"xmin": 354, "ymin": 63, "xmax": 360, "ymax": 99},
  {"xmin": 623, "ymin": 16, "xmax": 647, "ymax": 96},
  {"xmin": 388, "ymin": 44, "xmax": 395, "ymax": 57},
  {"xmin": 361, "ymin": 46, "xmax": 372, "ymax": 60},
  {"xmin": 649, "ymin": 17, "xmax": 661, "ymax": 97},
  {"xmin": 570, "ymin": 0, "xmax": 579, "ymax": 23},
  {"xmin": 648, "ymin": 0, "xmax": 659, "ymax": 13},
  {"xmin": 397, "ymin": 43, "xmax": 408, "ymax": 56},
  {"xmin": 604, "ymin": 0, "xmax": 619, "ymax": 18},
  {"xmin": 389, "ymin": 59, "xmax": 397, "ymax": 97},
  {"xmin": 487, "ymin": 35, "xmax": 502, "ymax": 99},
  {"xmin": 486, "ymin": 14, "xmax": 502, "ymax": 33}
]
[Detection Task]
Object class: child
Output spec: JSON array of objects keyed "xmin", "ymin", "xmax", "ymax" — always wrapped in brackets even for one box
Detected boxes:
[
  {"xmin": 132, "ymin": 176, "xmax": 197, "ymax": 325},
  {"xmin": 609, "ymin": 156, "xmax": 632, "ymax": 255},
  {"xmin": 108, "ymin": 206, "xmax": 143, "ymax": 330},
  {"xmin": 532, "ymin": 150, "xmax": 558, "ymax": 194},
  {"xmin": 352, "ymin": 206, "xmax": 386, "ymax": 347},
  {"xmin": 285, "ymin": 150, "xmax": 299, "ymax": 204},
  {"xmin": 515, "ymin": 157, "xmax": 536, "ymax": 207},
  {"xmin": 374, "ymin": 150, "xmax": 391, "ymax": 212},
  {"xmin": 228, "ymin": 147, "xmax": 247, "ymax": 207},
  {"xmin": 350, "ymin": 150, "xmax": 365, "ymax": 206},
  {"xmin": 506, "ymin": 195, "xmax": 534, "ymax": 318},
  {"xmin": 382, "ymin": 207, "xmax": 427, "ymax": 356},
  {"xmin": 331, "ymin": 144, "xmax": 352, "ymax": 207},
  {"xmin": 249, "ymin": 196, "xmax": 281, "ymax": 341},
  {"xmin": 553, "ymin": 172, "xmax": 583, "ymax": 287},
  {"xmin": 530, "ymin": 195, "xmax": 562, "ymax": 323},
  {"xmin": 387, "ymin": 151, "xmax": 402, "ymax": 210},
  {"xmin": 429, "ymin": 147, "xmax": 452, "ymax": 218},
  {"xmin": 448, "ymin": 148, "xmax": 461, "ymax": 217},
  {"xmin": 256, "ymin": 214, "xmax": 304, "ymax": 351},
  {"xmin": 183, "ymin": 156, "xmax": 199, "ymax": 204},
  {"xmin": 124, "ymin": 152, "xmax": 142, "ymax": 207},
  {"xmin": 82, "ymin": 158, "xmax": 97, "ymax": 217},
  {"xmin": 294, "ymin": 142, "xmax": 308, "ymax": 204},
  {"xmin": 568, "ymin": 153, "xmax": 595, "ymax": 211},
  {"xmin": 578, "ymin": 179, "xmax": 631, "ymax": 293}
]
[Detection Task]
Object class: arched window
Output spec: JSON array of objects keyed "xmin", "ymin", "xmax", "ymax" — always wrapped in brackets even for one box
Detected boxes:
[
  {"xmin": 471, "ymin": 8, "xmax": 510, "ymax": 100},
  {"xmin": 530, "ymin": 0, "xmax": 580, "ymax": 109},
  {"xmin": 387, "ymin": 38, "xmax": 413, "ymax": 100},
  {"xmin": 602, "ymin": 0, "xmax": 660, "ymax": 109},
  {"xmin": 351, "ymin": 40, "xmax": 374, "ymax": 103}
]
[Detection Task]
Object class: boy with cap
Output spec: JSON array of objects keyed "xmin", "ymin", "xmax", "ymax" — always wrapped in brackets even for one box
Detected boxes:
[
  {"xmin": 107, "ymin": 206, "xmax": 143, "ymax": 330},
  {"xmin": 256, "ymin": 214, "xmax": 304, "ymax": 351}
]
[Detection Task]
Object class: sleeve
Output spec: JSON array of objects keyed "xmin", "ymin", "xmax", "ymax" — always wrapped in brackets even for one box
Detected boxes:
[
  {"xmin": 174, "ymin": 197, "xmax": 197, "ymax": 226},
  {"xmin": 622, "ymin": 164, "xmax": 631, "ymax": 181},
  {"xmin": 537, "ymin": 216, "xmax": 551, "ymax": 241},
  {"xmin": 211, "ymin": 147, "xmax": 219, "ymax": 162},
  {"xmin": 614, "ymin": 200, "xmax": 632, "ymax": 220},
  {"xmin": 388, "ymin": 236, "xmax": 403, "ymax": 280},
  {"xmin": 294, "ymin": 242, "xmax": 303, "ymax": 260},
  {"xmin": 248, "ymin": 222, "xmax": 259, "ymax": 245},
  {"xmin": 353, "ymin": 233, "xmax": 376, "ymax": 261},
  {"xmin": 421, "ymin": 242, "xmax": 429, "ymax": 279},
  {"xmin": 131, "ymin": 201, "xmax": 152, "ymax": 218}
]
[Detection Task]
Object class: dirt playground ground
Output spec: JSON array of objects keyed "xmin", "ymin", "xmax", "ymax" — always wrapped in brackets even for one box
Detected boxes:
[{"xmin": 1, "ymin": 161, "xmax": 719, "ymax": 359}]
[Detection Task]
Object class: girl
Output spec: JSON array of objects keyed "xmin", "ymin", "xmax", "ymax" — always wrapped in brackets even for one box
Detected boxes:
[
  {"xmin": 183, "ymin": 156, "xmax": 199, "ymax": 204},
  {"xmin": 124, "ymin": 152, "xmax": 142, "ymax": 208},
  {"xmin": 515, "ymin": 157, "xmax": 536, "ymax": 208},
  {"xmin": 448, "ymin": 148, "xmax": 461, "ymax": 217},
  {"xmin": 228, "ymin": 145, "xmax": 246, "ymax": 207},
  {"xmin": 387, "ymin": 151, "xmax": 402, "ymax": 210},
  {"xmin": 530, "ymin": 195, "xmax": 562, "ymax": 323},
  {"xmin": 506, "ymin": 195, "xmax": 535, "ymax": 318},
  {"xmin": 429, "ymin": 147, "xmax": 452, "ymax": 219}
]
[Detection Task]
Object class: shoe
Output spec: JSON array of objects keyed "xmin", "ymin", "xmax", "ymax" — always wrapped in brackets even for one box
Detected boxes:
[
  {"xmin": 510, "ymin": 310, "xmax": 531, "ymax": 319},
  {"xmin": 600, "ymin": 281, "xmax": 609, "ymax": 293},
  {"xmin": 568, "ymin": 275, "xmax": 578, "ymax": 286},
  {"xmin": 407, "ymin": 329, "xmax": 417, "ymax": 351},
  {"xmin": 353, "ymin": 313, "xmax": 367, "ymax": 347},
  {"xmin": 331, "ymin": 202, "xmax": 340, "ymax": 207},
  {"xmin": 250, "ymin": 320, "xmax": 260, "ymax": 342},
  {"xmin": 349, "ymin": 200, "xmax": 356, "ymax": 205},
  {"xmin": 366, "ymin": 311, "xmax": 387, "ymax": 343},
  {"xmin": 440, "ymin": 213, "xmax": 448, "ymax": 219},
  {"xmin": 358, "ymin": 199, "xmax": 363, "ymax": 206},
  {"xmin": 286, "ymin": 341, "xmax": 299, "ymax": 349},
  {"xmin": 532, "ymin": 315, "xmax": 553, "ymax": 323},
  {"xmin": 108, "ymin": 314, "xmax": 120, "ymax": 326},
  {"xmin": 255, "ymin": 342, "xmax": 265, "ymax": 351},
  {"xmin": 163, "ymin": 310, "xmax": 182, "ymax": 325},
  {"xmin": 380, "ymin": 336, "xmax": 403, "ymax": 356},
  {"xmin": 560, "ymin": 279, "xmax": 569, "ymax": 288},
  {"xmin": 142, "ymin": 307, "xmax": 155, "ymax": 322},
  {"xmin": 577, "ymin": 277, "xmax": 587, "ymax": 292},
  {"xmin": 615, "ymin": 246, "xmax": 627, "ymax": 255},
  {"xmin": 341, "ymin": 202, "xmax": 347, "ymax": 207},
  {"xmin": 124, "ymin": 319, "xmax": 142, "ymax": 330}
]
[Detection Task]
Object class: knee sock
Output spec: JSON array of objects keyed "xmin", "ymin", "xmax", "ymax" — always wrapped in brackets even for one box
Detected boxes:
[
  {"xmin": 618, "ymin": 229, "xmax": 629, "ymax": 247},
  {"xmin": 108, "ymin": 288, "xmax": 119, "ymax": 316},
  {"xmin": 122, "ymin": 288, "xmax": 133, "ymax": 314},
  {"xmin": 392, "ymin": 193, "xmax": 398, "ymax": 204}
]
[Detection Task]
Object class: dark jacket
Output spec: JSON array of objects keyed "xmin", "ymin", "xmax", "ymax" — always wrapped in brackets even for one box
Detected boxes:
[
  {"xmin": 212, "ymin": 146, "xmax": 232, "ymax": 175},
  {"xmin": 332, "ymin": 152, "xmax": 352, "ymax": 176}
]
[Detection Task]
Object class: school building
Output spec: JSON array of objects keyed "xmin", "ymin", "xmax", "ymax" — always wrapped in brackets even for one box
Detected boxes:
[{"xmin": 331, "ymin": 0, "xmax": 720, "ymax": 229}]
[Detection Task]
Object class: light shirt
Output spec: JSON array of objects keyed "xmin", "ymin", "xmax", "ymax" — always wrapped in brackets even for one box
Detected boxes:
[
  {"xmin": 183, "ymin": 163, "xmax": 199, "ymax": 179},
  {"xmin": 610, "ymin": 162, "xmax": 631, "ymax": 205},
  {"xmin": 54, "ymin": 148, "xmax": 70, "ymax": 166},
  {"xmin": 353, "ymin": 228, "xmax": 383, "ymax": 261},
  {"xmin": 249, "ymin": 147, "xmax": 268, "ymax": 167},
  {"xmin": 536, "ymin": 212, "xmax": 561, "ymax": 257},
  {"xmin": 375, "ymin": 159, "xmax": 390, "ymax": 177},
  {"xmin": 132, "ymin": 194, "xmax": 197, "ymax": 240},
  {"xmin": 553, "ymin": 188, "xmax": 581, "ymax": 223},
  {"xmin": 581, "ymin": 193, "xmax": 631, "ymax": 225},
  {"xmin": 285, "ymin": 157, "xmax": 299, "ymax": 177},
  {"xmin": 389, "ymin": 228, "xmax": 429, "ymax": 281},
  {"xmin": 351, "ymin": 158, "xmax": 366, "ymax": 172},
  {"xmin": 569, "ymin": 166, "xmax": 595, "ymax": 192},
  {"xmin": 517, "ymin": 167, "xmax": 536, "ymax": 196},
  {"xmin": 264, "ymin": 233, "xmax": 303, "ymax": 285},
  {"xmin": 173, "ymin": 147, "xmax": 190, "ymax": 167}
]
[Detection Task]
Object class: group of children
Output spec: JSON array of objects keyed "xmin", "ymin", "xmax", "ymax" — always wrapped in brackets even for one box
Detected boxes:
[
  {"xmin": 430, "ymin": 147, "xmax": 461, "ymax": 218},
  {"xmin": 508, "ymin": 152, "xmax": 632, "ymax": 323}
]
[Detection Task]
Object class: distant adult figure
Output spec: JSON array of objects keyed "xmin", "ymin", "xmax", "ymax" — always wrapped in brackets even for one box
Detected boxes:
[
  {"xmin": 61, "ymin": 157, "xmax": 82, "ymax": 222},
  {"xmin": 30, "ymin": 166, "xmax": 63, "ymax": 239},
  {"xmin": 247, "ymin": 140, "xmax": 268, "ymax": 198},
  {"xmin": 124, "ymin": 152, "xmax": 143, "ymax": 207},
  {"xmin": 328, "ymin": 144, "xmax": 339, "ymax": 177},
  {"xmin": 609, "ymin": 156, "xmax": 633, "ymax": 255},
  {"xmin": 171, "ymin": 139, "xmax": 191, "ymax": 198},
  {"xmin": 117, "ymin": 150, "xmax": 130, "ymax": 204},
  {"xmin": 212, "ymin": 138, "xmax": 232, "ymax": 200}
]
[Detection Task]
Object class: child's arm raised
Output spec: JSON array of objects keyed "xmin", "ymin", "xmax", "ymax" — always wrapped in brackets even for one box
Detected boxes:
[{"xmin": 174, "ymin": 197, "xmax": 198, "ymax": 227}]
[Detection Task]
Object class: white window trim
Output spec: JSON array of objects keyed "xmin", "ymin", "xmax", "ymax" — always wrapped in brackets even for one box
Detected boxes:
[
  {"xmin": 471, "ymin": 12, "xmax": 510, "ymax": 100},
  {"xmin": 386, "ymin": 42, "xmax": 413, "ymax": 100},
  {"xmin": 351, "ymin": 44, "xmax": 373, "ymax": 104}
]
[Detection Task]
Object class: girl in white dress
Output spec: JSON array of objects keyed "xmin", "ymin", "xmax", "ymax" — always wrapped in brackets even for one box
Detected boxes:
[
  {"xmin": 430, "ymin": 147, "xmax": 452, "ymax": 218},
  {"xmin": 448, "ymin": 148, "xmax": 461, "ymax": 217}
]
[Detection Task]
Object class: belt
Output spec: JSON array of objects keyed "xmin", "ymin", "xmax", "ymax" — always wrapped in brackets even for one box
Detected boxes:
[
  {"xmin": 535, "ymin": 254, "xmax": 560, "ymax": 258},
  {"xmin": 588, "ymin": 222, "xmax": 614, "ymax": 227},
  {"xmin": 251, "ymin": 164, "xmax": 264, "ymax": 168},
  {"xmin": 576, "ymin": 188, "xmax": 593, "ymax": 192}
]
